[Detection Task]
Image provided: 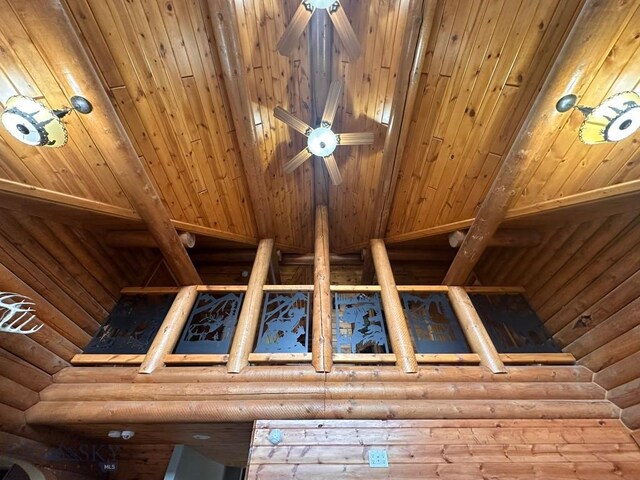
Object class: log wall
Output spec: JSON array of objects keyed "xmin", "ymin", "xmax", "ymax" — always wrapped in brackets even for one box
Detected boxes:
[
  {"xmin": 246, "ymin": 419, "xmax": 640, "ymax": 479},
  {"xmin": 476, "ymin": 210, "xmax": 640, "ymax": 429},
  {"xmin": 0, "ymin": 211, "xmax": 157, "ymax": 475}
]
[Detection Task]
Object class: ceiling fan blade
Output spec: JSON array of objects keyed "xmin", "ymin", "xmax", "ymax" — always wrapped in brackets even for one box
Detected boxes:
[
  {"xmin": 274, "ymin": 106, "xmax": 313, "ymax": 136},
  {"xmin": 283, "ymin": 147, "xmax": 313, "ymax": 174},
  {"xmin": 337, "ymin": 132, "xmax": 375, "ymax": 145},
  {"xmin": 277, "ymin": 2, "xmax": 315, "ymax": 56},
  {"xmin": 328, "ymin": 1, "xmax": 362, "ymax": 61},
  {"xmin": 321, "ymin": 80, "xmax": 343, "ymax": 127},
  {"xmin": 323, "ymin": 153, "xmax": 343, "ymax": 185}
]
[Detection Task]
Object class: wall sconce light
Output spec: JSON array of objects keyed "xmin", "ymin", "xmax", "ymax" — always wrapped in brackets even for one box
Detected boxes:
[
  {"xmin": 556, "ymin": 91, "xmax": 640, "ymax": 144},
  {"xmin": 1, "ymin": 95, "xmax": 92, "ymax": 148}
]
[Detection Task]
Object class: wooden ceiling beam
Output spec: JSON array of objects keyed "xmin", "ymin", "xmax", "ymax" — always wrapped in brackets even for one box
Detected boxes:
[
  {"xmin": 386, "ymin": 181, "xmax": 640, "ymax": 246},
  {"xmin": 371, "ymin": 0, "xmax": 437, "ymax": 239},
  {"xmin": 444, "ymin": 0, "xmax": 639, "ymax": 285},
  {"xmin": 448, "ymin": 229, "xmax": 542, "ymax": 249},
  {"xmin": 207, "ymin": 0, "xmax": 274, "ymax": 239},
  {"xmin": 0, "ymin": 179, "xmax": 259, "ymax": 246},
  {"xmin": 9, "ymin": 0, "xmax": 200, "ymax": 285},
  {"xmin": 105, "ymin": 231, "xmax": 196, "ymax": 249}
]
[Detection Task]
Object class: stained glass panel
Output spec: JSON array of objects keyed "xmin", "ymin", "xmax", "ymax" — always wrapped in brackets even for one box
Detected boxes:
[
  {"xmin": 334, "ymin": 292, "xmax": 390, "ymax": 354},
  {"xmin": 84, "ymin": 294, "xmax": 176, "ymax": 354},
  {"xmin": 254, "ymin": 292, "xmax": 310, "ymax": 353},
  {"xmin": 174, "ymin": 292, "xmax": 244, "ymax": 354},
  {"xmin": 469, "ymin": 293, "xmax": 561, "ymax": 353},
  {"xmin": 401, "ymin": 292, "xmax": 471, "ymax": 353}
]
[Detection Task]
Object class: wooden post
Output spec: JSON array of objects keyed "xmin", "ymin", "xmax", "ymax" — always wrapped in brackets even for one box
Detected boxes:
[
  {"xmin": 8, "ymin": 0, "xmax": 200, "ymax": 286},
  {"xmin": 448, "ymin": 287, "xmax": 506, "ymax": 373},
  {"xmin": 448, "ymin": 229, "xmax": 542, "ymax": 248},
  {"xmin": 268, "ymin": 249, "xmax": 282, "ymax": 285},
  {"xmin": 370, "ymin": 239, "xmax": 418, "ymax": 373},
  {"xmin": 227, "ymin": 239, "xmax": 274, "ymax": 373},
  {"xmin": 138, "ymin": 286, "xmax": 199, "ymax": 374},
  {"xmin": 312, "ymin": 205, "xmax": 333, "ymax": 372},
  {"xmin": 207, "ymin": 0, "xmax": 274, "ymax": 239},
  {"xmin": 444, "ymin": 0, "xmax": 638, "ymax": 285},
  {"xmin": 105, "ymin": 231, "xmax": 196, "ymax": 249}
]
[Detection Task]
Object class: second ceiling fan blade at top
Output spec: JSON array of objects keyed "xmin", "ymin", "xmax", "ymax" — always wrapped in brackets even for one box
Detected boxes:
[
  {"xmin": 328, "ymin": 1, "xmax": 362, "ymax": 61},
  {"xmin": 277, "ymin": 2, "xmax": 315, "ymax": 56}
]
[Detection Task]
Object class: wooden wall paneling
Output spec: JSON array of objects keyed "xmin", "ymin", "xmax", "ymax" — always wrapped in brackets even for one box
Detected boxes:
[
  {"xmin": 528, "ymin": 213, "xmax": 637, "ymax": 307},
  {"xmin": 13, "ymin": 215, "xmax": 116, "ymax": 310},
  {"xmin": 0, "ymin": 212, "xmax": 108, "ymax": 322},
  {"xmin": 622, "ymin": 404, "xmax": 640, "ymax": 431},
  {"xmin": 542, "ymin": 222, "xmax": 640, "ymax": 335},
  {"xmin": 608, "ymin": 377, "xmax": 640, "ymax": 410},
  {"xmin": 594, "ymin": 351, "xmax": 640, "ymax": 391},
  {"xmin": 247, "ymin": 419, "xmax": 640, "ymax": 480},
  {"xmin": 0, "ymin": 251, "xmax": 92, "ymax": 350},
  {"xmin": 579, "ymin": 324, "xmax": 640, "ymax": 373},
  {"xmin": 0, "ymin": 348, "xmax": 51, "ymax": 392},
  {"xmin": 566, "ymin": 297, "xmax": 640, "ymax": 360},
  {"xmin": 0, "ymin": 334, "xmax": 69, "ymax": 375},
  {"xmin": 0, "ymin": 376, "xmax": 38, "ymax": 411}
]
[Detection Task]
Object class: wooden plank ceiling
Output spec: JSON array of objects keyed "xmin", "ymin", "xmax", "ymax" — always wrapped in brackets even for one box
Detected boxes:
[{"xmin": 0, "ymin": 0, "xmax": 638, "ymax": 253}]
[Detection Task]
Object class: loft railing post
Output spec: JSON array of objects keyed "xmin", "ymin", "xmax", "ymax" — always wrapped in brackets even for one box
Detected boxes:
[
  {"xmin": 448, "ymin": 287, "xmax": 506, "ymax": 373},
  {"xmin": 370, "ymin": 239, "xmax": 418, "ymax": 373},
  {"xmin": 312, "ymin": 205, "xmax": 333, "ymax": 372},
  {"xmin": 138, "ymin": 286, "xmax": 199, "ymax": 374},
  {"xmin": 227, "ymin": 239, "xmax": 274, "ymax": 373}
]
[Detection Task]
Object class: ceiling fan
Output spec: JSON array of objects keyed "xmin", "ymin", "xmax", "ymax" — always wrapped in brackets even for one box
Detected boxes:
[
  {"xmin": 274, "ymin": 80, "xmax": 374, "ymax": 185},
  {"xmin": 277, "ymin": 0, "xmax": 362, "ymax": 60}
]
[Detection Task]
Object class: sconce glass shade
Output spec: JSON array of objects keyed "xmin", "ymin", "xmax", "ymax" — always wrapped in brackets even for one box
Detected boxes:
[
  {"xmin": 579, "ymin": 91, "xmax": 640, "ymax": 145},
  {"xmin": 1, "ymin": 96, "xmax": 68, "ymax": 147}
]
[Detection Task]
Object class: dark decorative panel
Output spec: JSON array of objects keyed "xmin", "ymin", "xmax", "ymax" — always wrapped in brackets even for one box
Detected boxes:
[
  {"xmin": 254, "ymin": 292, "xmax": 310, "ymax": 353},
  {"xmin": 84, "ymin": 294, "xmax": 176, "ymax": 354},
  {"xmin": 334, "ymin": 292, "xmax": 390, "ymax": 354},
  {"xmin": 174, "ymin": 292, "xmax": 244, "ymax": 354},
  {"xmin": 469, "ymin": 293, "xmax": 561, "ymax": 353},
  {"xmin": 401, "ymin": 293, "xmax": 471, "ymax": 353}
]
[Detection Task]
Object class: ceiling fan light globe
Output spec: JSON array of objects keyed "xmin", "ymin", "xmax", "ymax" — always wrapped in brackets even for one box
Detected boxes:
[
  {"xmin": 307, "ymin": 127, "xmax": 337, "ymax": 156},
  {"xmin": 308, "ymin": 0, "xmax": 335, "ymax": 9}
]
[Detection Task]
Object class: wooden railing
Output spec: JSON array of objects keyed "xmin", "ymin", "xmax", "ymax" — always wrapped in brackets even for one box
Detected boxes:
[{"xmin": 71, "ymin": 283, "xmax": 576, "ymax": 372}]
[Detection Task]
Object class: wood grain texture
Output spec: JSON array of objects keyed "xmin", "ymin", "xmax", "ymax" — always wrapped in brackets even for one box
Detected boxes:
[{"xmin": 247, "ymin": 419, "xmax": 640, "ymax": 479}]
